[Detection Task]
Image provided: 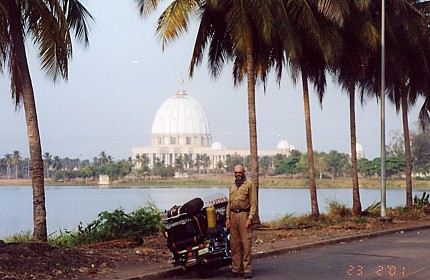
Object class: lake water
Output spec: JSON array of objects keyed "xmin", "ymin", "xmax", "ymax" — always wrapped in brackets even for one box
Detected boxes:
[{"xmin": 1, "ymin": 186, "xmax": 428, "ymax": 238}]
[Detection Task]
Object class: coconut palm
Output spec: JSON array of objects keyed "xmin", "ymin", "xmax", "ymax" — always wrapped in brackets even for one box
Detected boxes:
[
  {"xmin": 362, "ymin": 0, "xmax": 430, "ymax": 207},
  {"xmin": 269, "ymin": 0, "xmax": 344, "ymax": 217},
  {"xmin": 136, "ymin": 0, "xmax": 278, "ymax": 191},
  {"xmin": 52, "ymin": 156, "xmax": 63, "ymax": 173},
  {"xmin": 4, "ymin": 154, "xmax": 13, "ymax": 179},
  {"xmin": 43, "ymin": 152, "xmax": 53, "ymax": 178},
  {"xmin": 332, "ymin": 0, "xmax": 378, "ymax": 215},
  {"xmin": 0, "ymin": 0, "xmax": 92, "ymax": 241},
  {"xmin": 12, "ymin": 150, "xmax": 22, "ymax": 179}
]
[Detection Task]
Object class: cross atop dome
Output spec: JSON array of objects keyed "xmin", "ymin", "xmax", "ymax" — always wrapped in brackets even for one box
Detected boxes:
[{"xmin": 177, "ymin": 76, "xmax": 187, "ymax": 96}]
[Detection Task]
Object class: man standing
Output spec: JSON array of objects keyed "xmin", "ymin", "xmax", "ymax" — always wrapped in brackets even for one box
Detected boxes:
[{"xmin": 226, "ymin": 165, "xmax": 258, "ymax": 279}]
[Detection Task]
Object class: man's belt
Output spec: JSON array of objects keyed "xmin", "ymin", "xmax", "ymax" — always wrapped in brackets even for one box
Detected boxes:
[{"xmin": 231, "ymin": 208, "xmax": 250, "ymax": 213}]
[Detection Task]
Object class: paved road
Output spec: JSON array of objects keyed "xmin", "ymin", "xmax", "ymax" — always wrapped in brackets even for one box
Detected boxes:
[{"xmin": 166, "ymin": 228, "xmax": 430, "ymax": 280}]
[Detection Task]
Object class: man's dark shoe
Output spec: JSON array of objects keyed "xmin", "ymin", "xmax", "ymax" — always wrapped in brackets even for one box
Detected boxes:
[{"xmin": 243, "ymin": 272, "xmax": 252, "ymax": 279}]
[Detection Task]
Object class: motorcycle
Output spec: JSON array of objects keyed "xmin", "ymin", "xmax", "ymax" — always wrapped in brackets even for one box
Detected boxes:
[{"xmin": 163, "ymin": 193, "xmax": 231, "ymax": 278}]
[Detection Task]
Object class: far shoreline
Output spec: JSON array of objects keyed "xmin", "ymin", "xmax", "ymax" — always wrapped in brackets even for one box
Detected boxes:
[{"xmin": 1, "ymin": 176, "xmax": 430, "ymax": 190}]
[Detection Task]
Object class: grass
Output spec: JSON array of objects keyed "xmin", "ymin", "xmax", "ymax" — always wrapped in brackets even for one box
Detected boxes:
[
  {"xmin": 3, "ymin": 231, "xmax": 33, "ymax": 243},
  {"xmin": 262, "ymin": 197, "xmax": 430, "ymax": 231}
]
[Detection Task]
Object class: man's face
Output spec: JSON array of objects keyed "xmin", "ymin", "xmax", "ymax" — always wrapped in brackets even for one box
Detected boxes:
[{"xmin": 234, "ymin": 168, "xmax": 244, "ymax": 180}]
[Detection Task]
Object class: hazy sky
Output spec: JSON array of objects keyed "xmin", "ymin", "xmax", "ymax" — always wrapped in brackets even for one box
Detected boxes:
[{"xmin": 0, "ymin": 1, "xmax": 423, "ymax": 161}]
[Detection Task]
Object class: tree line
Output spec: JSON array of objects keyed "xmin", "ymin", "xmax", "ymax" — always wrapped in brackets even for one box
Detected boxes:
[{"xmin": 2, "ymin": 128, "xmax": 429, "ymax": 181}]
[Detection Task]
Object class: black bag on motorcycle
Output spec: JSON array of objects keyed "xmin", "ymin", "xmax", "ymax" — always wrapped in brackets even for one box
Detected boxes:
[{"xmin": 164, "ymin": 198, "xmax": 207, "ymax": 252}]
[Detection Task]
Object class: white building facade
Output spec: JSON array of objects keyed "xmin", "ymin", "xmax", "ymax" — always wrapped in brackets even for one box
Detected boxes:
[{"xmin": 132, "ymin": 81, "xmax": 294, "ymax": 170}]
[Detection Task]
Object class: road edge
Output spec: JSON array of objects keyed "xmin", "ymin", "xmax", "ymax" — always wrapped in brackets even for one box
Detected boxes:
[{"xmin": 132, "ymin": 223, "xmax": 430, "ymax": 280}]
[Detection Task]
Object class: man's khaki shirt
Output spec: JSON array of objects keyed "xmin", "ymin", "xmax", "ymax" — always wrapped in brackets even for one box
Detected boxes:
[{"xmin": 226, "ymin": 179, "xmax": 257, "ymax": 220}]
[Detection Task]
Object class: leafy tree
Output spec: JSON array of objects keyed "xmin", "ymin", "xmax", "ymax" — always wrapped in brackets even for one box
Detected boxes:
[
  {"xmin": 137, "ymin": 164, "xmax": 152, "ymax": 180},
  {"xmin": 225, "ymin": 154, "xmax": 244, "ymax": 172},
  {"xmin": 0, "ymin": 0, "xmax": 92, "ymax": 241},
  {"xmin": 314, "ymin": 151, "xmax": 328, "ymax": 179},
  {"xmin": 275, "ymin": 156, "xmax": 301, "ymax": 177},
  {"xmin": 411, "ymin": 130, "xmax": 430, "ymax": 176},
  {"xmin": 358, "ymin": 158, "xmax": 379, "ymax": 178},
  {"xmin": 153, "ymin": 164, "xmax": 175, "ymax": 179},
  {"xmin": 325, "ymin": 150, "xmax": 349, "ymax": 179},
  {"xmin": 259, "ymin": 156, "xmax": 272, "ymax": 177},
  {"xmin": 386, "ymin": 154, "xmax": 406, "ymax": 177}
]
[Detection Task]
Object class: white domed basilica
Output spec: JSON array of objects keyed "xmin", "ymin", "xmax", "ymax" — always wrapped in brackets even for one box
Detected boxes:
[{"xmin": 132, "ymin": 80, "xmax": 294, "ymax": 170}]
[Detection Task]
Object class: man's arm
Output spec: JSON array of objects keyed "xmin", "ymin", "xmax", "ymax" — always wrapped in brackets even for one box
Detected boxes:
[{"xmin": 248, "ymin": 181, "xmax": 257, "ymax": 220}]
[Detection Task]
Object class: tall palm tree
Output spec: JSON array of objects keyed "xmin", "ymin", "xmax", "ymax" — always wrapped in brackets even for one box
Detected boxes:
[
  {"xmin": 0, "ymin": 0, "xmax": 92, "ymax": 241},
  {"xmin": 271, "ymin": 0, "xmax": 344, "ymax": 217},
  {"xmin": 362, "ymin": 0, "xmax": 430, "ymax": 207},
  {"xmin": 332, "ymin": 0, "xmax": 378, "ymax": 215},
  {"xmin": 137, "ymin": 1, "xmax": 277, "ymax": 203}
]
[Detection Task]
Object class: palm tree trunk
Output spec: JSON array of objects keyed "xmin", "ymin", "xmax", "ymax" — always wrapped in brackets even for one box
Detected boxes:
[
  {"xmin": 401, "ymin": 88, "xmax": 413, "ymax": 207},
  {"xmin": 348, "ymin": 82, "xmax": 362, "ymax": 215},
  {"xmin": 246, "ymin": 45, "xmax": 260, "ymax": 224},
  {"xmin": 8, "ymin": 2, "xmax": 47, "ymax": 241},
  {"xmin": 301, "ymin": 69, "xmax": 319, "ymax": 217}
]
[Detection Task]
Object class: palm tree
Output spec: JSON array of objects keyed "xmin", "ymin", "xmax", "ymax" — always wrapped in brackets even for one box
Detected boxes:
[
  {"xmin": 12, "ymin": 150, "xmax": 22, "ymax": 179},
  {"xmin": 52, "ymin": 156, "xmax": 63, "ymax": 173},
  {"xmin": 332, "ymin": 0, "xmax": 378, "ymax": 215},
  {"xmin": 43, "ymin": 152, "xmax": 53, "ymax": 178},
  {"xmin": 99, "ymin": 151, "xmax": 109, "ymax": 165},
  {"xmin": 362, "ymin": 0, "xmax": 430, "ymax": 207},
  {"xmin": 0, "ymin": 0, "xmax": 92, "ymax": 241},
  {"xmin": 4, "ymin": 154, "xmax": 13, "ymax": 180},
  {"xmin": 138, "ymin": 0, "xmax": 280, "ymax": 195},
  {"xmin": 270, "ymin": 0, "xmax": 344, "ymax": 217}
]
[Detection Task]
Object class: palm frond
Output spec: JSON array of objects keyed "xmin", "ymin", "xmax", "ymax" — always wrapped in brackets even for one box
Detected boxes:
[
  {"xmin": 419, "ymin": 98, "xmax": 430, "ymax": 131},
  {"xmin": 66, "ymin": 0, "xmax": 94, "ymax": 45},
  {"xmin": 156, "ymin": 0, "xmax": 200, "ymax": 49},
  {"xmin": 135, "ymin": 0, "xmax": 162, "ymax": 16}
]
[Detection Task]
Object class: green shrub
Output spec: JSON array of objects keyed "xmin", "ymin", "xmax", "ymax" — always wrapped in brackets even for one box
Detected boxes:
[
  {"xmin": 52, "ymin": 203, "xmax": 162, "ymax": 247},
  {"xmin": 413, "ymin": 192, "xmax": 430, "ymax": 208},
  {"xmin": 326, "ymin": 199, "xmax": 351, "ymax": 218},
  {"xmin": 362, "ymin": 201, "xmax": 381, "ymax": 217},
  {"xmin": 3, "ymin": 231, "xmax": 33, "ymax": 243}
]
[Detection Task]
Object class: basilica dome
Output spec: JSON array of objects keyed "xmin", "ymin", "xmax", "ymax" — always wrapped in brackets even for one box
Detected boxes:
[{"xmin": 151, "ymin": 80, "xmax": 211, "ymax": 147}]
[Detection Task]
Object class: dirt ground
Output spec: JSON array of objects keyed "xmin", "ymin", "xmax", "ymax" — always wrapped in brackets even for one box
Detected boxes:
[{"xmin": 1, "ymin": 215, "xmax": 430, "ymax": 280}]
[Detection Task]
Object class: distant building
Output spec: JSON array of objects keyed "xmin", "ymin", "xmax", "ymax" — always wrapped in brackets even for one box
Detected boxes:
[
  {"xmin": 349, "ymin": 143, "xmax": 365, "ymax": 160},
  {"xmin": 98, "ymin": 175, "xmax": 110, "ymax": 185},
  {"xmin": 132, "ymin": 79, "xmax": 294, "ymax": 170}
]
